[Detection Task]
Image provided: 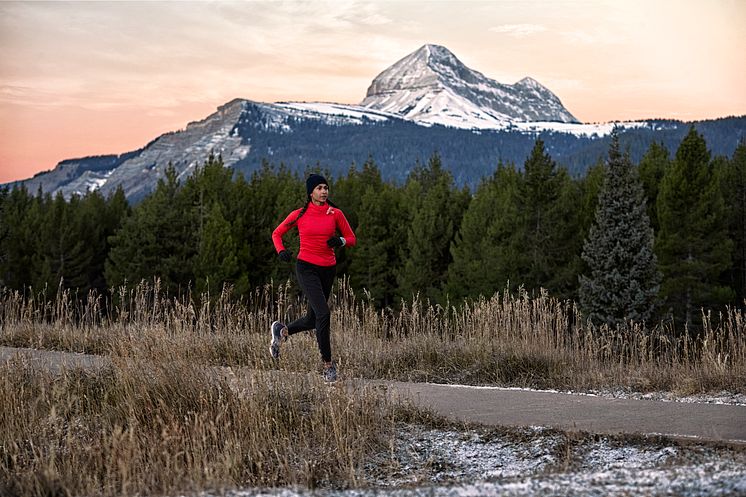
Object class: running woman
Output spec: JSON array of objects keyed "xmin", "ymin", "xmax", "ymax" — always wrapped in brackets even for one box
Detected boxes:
[{"xmin": 270, "ymin": 174, "xmax": 356, "ymax": 382}]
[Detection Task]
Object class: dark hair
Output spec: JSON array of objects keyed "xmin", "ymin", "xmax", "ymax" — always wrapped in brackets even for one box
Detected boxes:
[{"xmin": 287, "ymin": 197, "xmax": 338, "ymax": 227}]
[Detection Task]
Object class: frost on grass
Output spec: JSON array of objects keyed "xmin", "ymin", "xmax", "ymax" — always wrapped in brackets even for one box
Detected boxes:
[
  {"xmin": 223, "ymin": 424, "xmax": 746, "ymax": 497},
  {"xmin": 580, "ymin": 440, "xmax": 678, "ymax": 470},
  {"xmin": 364, "ymin": 425, "xmax": 564, "ymax": 486}
]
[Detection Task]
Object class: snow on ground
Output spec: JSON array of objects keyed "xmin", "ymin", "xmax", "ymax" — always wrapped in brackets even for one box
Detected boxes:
[
  {"xmin": 565, "ymin": 387, "xmax": 746, "ymax": 406},
  {"xmin": 211, "ymin": 424, "xmax": 746, "ymax": 497},
  {"xmin": 581, "ymin": 388, "xmax": 746, "ymax": 406},
  {"xmin": 425, "ymin": 383, "xmax": 746, "ymax": 406}
]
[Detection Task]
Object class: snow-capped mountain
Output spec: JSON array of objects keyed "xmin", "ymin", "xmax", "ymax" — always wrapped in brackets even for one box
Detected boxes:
[
  {"xmin": 9, "ymin": 44, "xmax": 587, "ymax": 200},
  {"xmin": 7, "ymin": 44, "xmax": 744, "ymax": 202},
  {"xmin": 360, "ymin": 44, "xmax": 579, "ymax": 128}
]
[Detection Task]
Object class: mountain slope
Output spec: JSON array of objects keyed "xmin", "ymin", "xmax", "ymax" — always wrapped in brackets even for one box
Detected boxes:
[{"xmin": 14, "ymin": 100, "xmax": 412, "ymax": 202}]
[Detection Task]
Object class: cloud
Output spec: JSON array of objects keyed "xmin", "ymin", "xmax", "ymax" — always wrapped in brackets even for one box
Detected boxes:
[{"xmin": 489, "ymin": 23, "xmax": 547, "ymax": 37}]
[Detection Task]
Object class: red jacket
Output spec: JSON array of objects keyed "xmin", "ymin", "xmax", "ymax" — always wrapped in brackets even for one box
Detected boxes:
[{"xmin": 272, "ymin": 202, "xmax": 356, "ymax": 267}]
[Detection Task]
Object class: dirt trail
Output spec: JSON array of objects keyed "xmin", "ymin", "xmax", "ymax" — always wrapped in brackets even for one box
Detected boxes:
[{"xmin": 2, "ymin": 346, "xmax": 744, "ymax": 444}]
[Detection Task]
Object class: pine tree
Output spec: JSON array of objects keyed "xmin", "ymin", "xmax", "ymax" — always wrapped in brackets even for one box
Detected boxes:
[
  {"xmin": 548, "ymin": 177, "xmax": 587, "ymax": 300},
  {"xmin": 447, "ymin": 163, "xmax": 522, "ymax": 300},
  {"xmin": 106, "ymin": 164, "xmax": 196, "ymax": 293},
  {"xmin": 656, "ymin": 126, "xmax": 733, "ymax": 327},
  {"xmin": 340, "ymin": 159, "xmax": 408, "ymax": 308},
  {"xmin": 225, "ymin": 173, "xmax": 253, "ymax": 296},
  {"xmin": 0, "ymin": 186, "xmax": 36, "ymax": 289},
  {"xmin": 195, "ymin": 201, "xmax": 239, "ymax": 295},
  {"xmin": 181, "ymin": 154, "xmax": 246, "ymax": 295},
  {"xmin": 579, "ymin": 131, "xmax": 661, "ymax": 327},
  {"xmin": 183, "ymin": 154, "xmax": 235, "ymax": 226},
  {"xmin": 638, "ymin": 141, "xmax": 670, "ymax": 232},
  {"xmin": 577, "ymin": 160, "xmax": 605, "ymax": 245},
  {"xmin": 398, "ymin": 153, "xmax": 469, "ymax": 303},
  {"xmin": 348, "ymin": 181, "xmax": 404, "ymax": 308},
  {"xmin": 515, "ymin": 139, "xmax": 580, "ymax": 298},
  {"xmin": 32, "ymin": 192, "xmax": 93, "ymax": 292},
  {"xmin": 719, "ymin": 140, "xmax": 746, "ymax": 306}
]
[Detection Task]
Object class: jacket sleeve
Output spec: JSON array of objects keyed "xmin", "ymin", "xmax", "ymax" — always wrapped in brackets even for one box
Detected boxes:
[
  {"xmin": 336, "ymin": 210, "xmax": 356, "ymax": 248},
  {"xmin": 272, "ymin": 210, "xmax": 298, "ymax": 253}
]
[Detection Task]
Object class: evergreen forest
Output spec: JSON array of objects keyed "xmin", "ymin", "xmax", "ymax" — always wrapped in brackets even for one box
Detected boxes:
[{"xmin": 1, "ymin": 126, "xmax": 744, "ymax": 330}]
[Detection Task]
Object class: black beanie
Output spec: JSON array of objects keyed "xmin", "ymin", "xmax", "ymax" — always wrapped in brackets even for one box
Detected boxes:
[{"xmin": 306, "ymin": 174, "xmax": 328, "ymax": 196}]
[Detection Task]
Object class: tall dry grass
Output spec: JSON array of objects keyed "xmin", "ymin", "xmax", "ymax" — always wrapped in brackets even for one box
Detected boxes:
[
  {"xmin": 1, "ymin": 278, "xmax": 744, "ymax": 394},
  {"xmin": 0, "ymin": 355, "xmax": 396, "ymax": 496}
]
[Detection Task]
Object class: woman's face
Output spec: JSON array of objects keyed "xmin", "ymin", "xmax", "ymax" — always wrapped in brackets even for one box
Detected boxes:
[{"xmin": 311, "ymin": 183, "xmax": 329, "ymax": 205}]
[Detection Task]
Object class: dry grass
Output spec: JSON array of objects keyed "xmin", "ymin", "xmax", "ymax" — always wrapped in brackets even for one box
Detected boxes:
[
  {"xmin": 0, "ymin": 355, "xmax": 397, "ymax": 496},
  {"xmin": 1, "ymin": 279, "xmax": 745, "ymax": 495},
  {"xmin": 1, "ymin": 279, "xmax": 743, "ymax": 394}
]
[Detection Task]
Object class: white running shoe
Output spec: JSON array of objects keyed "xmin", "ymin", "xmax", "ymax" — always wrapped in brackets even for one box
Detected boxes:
[{"xmin": 269, "ymin": 321, "xmax": 287, "ymax": 359}]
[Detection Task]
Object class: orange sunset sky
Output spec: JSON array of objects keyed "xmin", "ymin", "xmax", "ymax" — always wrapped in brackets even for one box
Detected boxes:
[{"xmin": 1, "ymin": 0, "xmax": 745, "ymax": 183}]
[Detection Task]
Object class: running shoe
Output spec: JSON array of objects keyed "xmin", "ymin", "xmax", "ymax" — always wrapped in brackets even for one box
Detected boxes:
[
  {"xmin": 323, "ymin": 363, "xmax": 338, "ymax": 383},
  {"xmin": 269, "ymin": 321, "xmax": 287, "ymax": 359}
]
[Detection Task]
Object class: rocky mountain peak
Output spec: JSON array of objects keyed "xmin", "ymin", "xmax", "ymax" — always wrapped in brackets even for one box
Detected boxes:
[
  {"xmin": 360, "ymin": 44, "xmax": 579, "ymax": 125},
  {"xmin": 363, "ymin": 44, "xmax": 479, "ymax": 98},
  {"xmin": 516, "ymin": 76, "xmax": 542, "ymax": 88},
  {"xmin": 413, "ymin": 44, "xmax": 465, "ymax": 70}
]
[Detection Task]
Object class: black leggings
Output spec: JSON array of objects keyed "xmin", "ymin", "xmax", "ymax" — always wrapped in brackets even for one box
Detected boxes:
[{"xmin": 287, "ymin": 259, "xmax": 336, "ymax": 363}]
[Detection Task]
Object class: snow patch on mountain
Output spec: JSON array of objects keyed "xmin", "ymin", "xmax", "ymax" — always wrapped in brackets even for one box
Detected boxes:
[
  {"xmin": 276, "ymin": 99, "xmax": 649, "ymax": 137},
  {"xmin": 275, "ymin": 102, "xmax": 394, "ymax": 124},
  {"xmin": 510, "ymin": 120, "xmax": 650, "ymax": 137},
  {"xmin": 257, "ymin": 98, "xmax": 651, "ymax": 138}
]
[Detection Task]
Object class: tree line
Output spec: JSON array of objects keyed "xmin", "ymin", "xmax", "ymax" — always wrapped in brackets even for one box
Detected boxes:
[{"xmin": 1, "ymin": 126, "xmax": 744, "ymax": 329}]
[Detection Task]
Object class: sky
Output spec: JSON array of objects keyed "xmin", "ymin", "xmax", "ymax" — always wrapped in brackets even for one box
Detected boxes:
[{"xmin": 1, "ymin": 0, "xmax": 745, "ymax": 183}]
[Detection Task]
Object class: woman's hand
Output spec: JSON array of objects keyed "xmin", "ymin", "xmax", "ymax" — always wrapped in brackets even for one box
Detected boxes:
[
  {"xmin": 278, "ymin": 250, "xmax": 292, "ymax": 262},
  {"xmin": 326, "ymin": 236, "xmax": 345, "ymax": 248}
]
